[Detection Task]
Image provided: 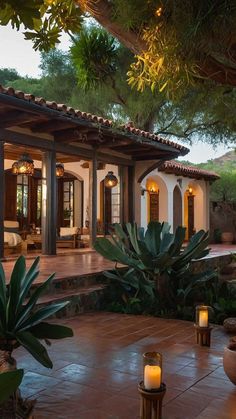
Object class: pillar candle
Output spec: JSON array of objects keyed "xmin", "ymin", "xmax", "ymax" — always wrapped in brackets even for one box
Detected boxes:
[
  {"xmin": 144, "ymin": 365, "xmax": 161, "ymax": 390},
  {"xmin": 199, "ymin": 310, "xmax": 208, "ymax": 327}
]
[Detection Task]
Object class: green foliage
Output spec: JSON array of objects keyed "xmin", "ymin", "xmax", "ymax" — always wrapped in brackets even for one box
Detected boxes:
[
  {"xmin": 113, "ymin": 0, "xmax": 236, "ymax": 96},
  {"xmin": 3, "ymin": 22, "xmax": 236, "ymax": 144},
  {"xmin": 0, "ymin": 369, "xmax": 24, "ymax": 403},
  {"xmin": 184, "ymin": 151, "xmax": 236, "ymax": 202},
  {"xmin": 71, "ymin": 28, "xmax": 117, "ymax": 90},
  {"xmin": 0, "ymin": 0, "xmax": 82, "ymax": 51},
  {"xmin": 112, "ymin": 0, "xmax": 157, "ymax": 31},
  {"xmin": 1, "ymin": 0, "xmax": 236, "ymax": 99},
  {"xmin": 0, "ymin": 256, "xmax": 73, "ymax": 368},
  {"xmin": 0, "ymin": 0, "xmax": 43, "ymax": 30},
  {"xmin": 0, "ymin": 68, "xmax": 21, "ymax": 85},
  {"xmin": 206, "ymin": 279, "xmax": 236, "ymax": 322},
  {"xmin": 210, "ymin": 172, "xmax": 236, "ymax": 202},
  {"xmin": 95, "ymin": 222, "xmax": 216, "ymax": 316}
]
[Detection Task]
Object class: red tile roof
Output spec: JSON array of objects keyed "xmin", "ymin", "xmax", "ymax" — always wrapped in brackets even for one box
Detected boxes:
[
  {"xmin": 0, "ymin": 85, "xmax": 189, "ymax": 155},
  {"xmin": 159, "ymin": 160, "xmax": 220, "ymax": 180}
]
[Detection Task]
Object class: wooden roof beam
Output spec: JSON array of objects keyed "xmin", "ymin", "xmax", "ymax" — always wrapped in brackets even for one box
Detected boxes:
[
  {"xmin": 31, "ymin": 119, "xmax": 77, "ymax": 133},
  {"xmin": 54, "ymin": 128, "xmax": 101, "ymax": 143},
  {"xmin": 133, "ymin": 150, "xmax": 180, "ymax": 161},
  {"xmin": 0, "ymin": 110, "xmax": 38, "ymax": 128}
]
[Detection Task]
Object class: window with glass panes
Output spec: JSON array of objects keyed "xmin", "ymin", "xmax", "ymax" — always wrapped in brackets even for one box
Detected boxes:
[
  {"xmin": 63, "ymin": 180, "xmax": 74, "ymax": 226},
  {"xmin": 111, "ymin": 184, "xmax": 120, "ymax": 224},
  {"xmin": 16, "ymin": 174, "xmax": 28, "ymax": 226}
]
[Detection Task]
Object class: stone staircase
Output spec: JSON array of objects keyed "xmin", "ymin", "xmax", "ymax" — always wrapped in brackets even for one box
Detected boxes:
[{"xmin": 31, "ymin": 273, "xmax": 107, "ymax": 318}]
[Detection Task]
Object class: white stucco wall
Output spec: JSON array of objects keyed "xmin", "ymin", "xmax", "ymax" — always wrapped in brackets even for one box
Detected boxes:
[
  {"xmin": 138, "ymin": 164, "xmax": 210, "ymax": 233},
  {"xmin": 4, "ymin": 157, "xmax": 210, "ymax": 233}
]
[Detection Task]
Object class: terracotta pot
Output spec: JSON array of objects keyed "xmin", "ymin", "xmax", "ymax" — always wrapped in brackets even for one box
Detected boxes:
[
  {"xmin": 221, "ymin": 232, "xmax": 234, "ymax": 245},
  {"xmin": 223, "ymin": 346, "xmax": 236, "ymax": 384}
]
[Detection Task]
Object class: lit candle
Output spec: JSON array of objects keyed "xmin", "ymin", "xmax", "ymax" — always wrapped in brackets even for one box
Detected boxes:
[
  {"xmin": 199, "ymin": 310, "xmax": 208, "ymax": 327},
  {"xmin": 144, "ymin": 365, "xmax": 161, "ymax": 390}
]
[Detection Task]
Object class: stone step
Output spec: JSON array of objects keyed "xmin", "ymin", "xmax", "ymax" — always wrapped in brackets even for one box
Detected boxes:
[
  {"xmin": 28, "ymin": 272, "xmax": 105, "ymax": 295},
  {"xmin": 35, "ymin": 284, "xmax": 107, "ymax": 318}
]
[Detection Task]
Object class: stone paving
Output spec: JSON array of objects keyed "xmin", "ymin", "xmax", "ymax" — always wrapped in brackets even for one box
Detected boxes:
[{"xmin": 15, "ymin": 312, "xmax": 236, "ymax": 419}]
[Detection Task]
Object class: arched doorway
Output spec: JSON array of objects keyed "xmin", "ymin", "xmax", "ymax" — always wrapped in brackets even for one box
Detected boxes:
[
  {"xmin": 173, "ymin": 185, "xmax": 182, "ymax": 232},
  {"xmin": 184, "ymin": 185, "xmax": 199, "ymax": 239},
  {"xmin": 141, "ymin": 174, "xmax": 168, "ymax": 230},
  {"xmin": 146, "ymin": 179, "xmax": 159, "ymax": 222}
]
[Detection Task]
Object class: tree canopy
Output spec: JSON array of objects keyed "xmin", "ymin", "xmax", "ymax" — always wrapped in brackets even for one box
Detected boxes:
[
  {"xmin": 1, "ymin": 24, "xmax": 236, "ymax": 145},
  {"xmin": 1, "ymin": 1, "xmax": 236, "ymax": 97}
]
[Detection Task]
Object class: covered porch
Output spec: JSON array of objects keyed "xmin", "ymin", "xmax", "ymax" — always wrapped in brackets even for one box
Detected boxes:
[{"xmin": 0, "ymin": 86, "xmax": 188, "ymax": 259}]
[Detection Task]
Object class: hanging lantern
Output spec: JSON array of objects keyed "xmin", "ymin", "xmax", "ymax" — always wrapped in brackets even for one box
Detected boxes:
[
  {"xmin": 11, "ymin": 161, "xmax": 19, "ymax": 175},
  {"xmin": 12, "ymin": 154, "xmax": 34, "ymax": 176},
  {"xmin": 104, "ymin": 171, "xmax": 118, "ymax": 188},
  {"xmin": 56, "ymin": 162, "xmax": 64, "ymax": 178}
]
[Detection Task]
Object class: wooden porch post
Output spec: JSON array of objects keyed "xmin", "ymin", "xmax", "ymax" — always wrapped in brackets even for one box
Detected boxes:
[
  {"xmin": 89, "ymin": 147, "xmax": 98, "ymax": 247},
  {"xmin": 118, "ymin": 166, "xmax": 124, "ymax": 225},
  {"xmin": 128, "ymin": 165, "xmax": 135, "ymax": 222},
  {"xmin": 0, "ymin": 141, "xmax": 4, "ymax": 259},
  {"xmin": 41, "ymin": 150, "xmax": 57, "ymax": 255}
]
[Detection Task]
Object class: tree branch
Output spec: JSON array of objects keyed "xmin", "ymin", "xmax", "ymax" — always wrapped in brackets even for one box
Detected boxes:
[
  {"xmin": 77, "ymin": 1, "xmax": 236, "ymax": 86},
  {"xmin": 76, "ymin": 0, "xmax": 145, "ymax": 53},
  {"xmin": 109, "ymin": 76, "xmax": 127, "ymax": 107},
  {"xmin": 156, "ymin": 120, "xmax": 221, "ymax": 139}
]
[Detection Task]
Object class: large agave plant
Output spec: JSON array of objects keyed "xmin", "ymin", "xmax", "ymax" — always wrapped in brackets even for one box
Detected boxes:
[
  {"xmin": 0, "ymin": 255, "xmax": 73, "ymax": 369},
  {"xmin": 94, "ymin": 222, "xmax": 216, "ymax": 311},
  {"xmin": 0, "ymin": 255, "xmax": 73, "ymax": 417}
]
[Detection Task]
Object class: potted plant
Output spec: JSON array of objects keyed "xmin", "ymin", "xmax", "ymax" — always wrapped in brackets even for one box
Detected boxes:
[
  {"xmin": 221, "ymin": 231, "xmax": 234, "ymax": 245},
  {"xmin": 223, "ymin": 337, "xmax": 236, "ymax": 385},
  {"xmin": 0, "ymin": 255, "xmax": 73, "ymax": 417}
]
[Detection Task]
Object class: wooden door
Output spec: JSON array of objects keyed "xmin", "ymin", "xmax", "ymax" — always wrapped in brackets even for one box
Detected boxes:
[
  {"xmin": 4, "ymin": 171, "xmax": 17, "ymax": 220},
  {"xmin": 149, "ymin": 192, "xmax": 159, "ymax": 222},
  {"xmin": 173, "ymin": 186, "xmax": 182, "ymax": 232},
  {"xmin": 188, "ymin": 195, "xmax": 195, "ymax": 239}
]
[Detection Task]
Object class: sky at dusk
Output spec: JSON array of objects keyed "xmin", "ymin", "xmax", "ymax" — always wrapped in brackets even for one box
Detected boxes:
[{"xmin": 0, "ymin": 25, "xmax": 232, "ymax": 164}]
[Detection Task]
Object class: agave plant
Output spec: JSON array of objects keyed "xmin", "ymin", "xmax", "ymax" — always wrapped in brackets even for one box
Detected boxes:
[
  {"xmin": 0, "ymin": 370, "xmax": 24, "ymax": 403},
  {"xmin": 94, "ymin": 222, "xmax": 216, "ymax": 312},
  {"xmin": 0, "ymin": 255, "xmax": 73, "ymax": 417}
]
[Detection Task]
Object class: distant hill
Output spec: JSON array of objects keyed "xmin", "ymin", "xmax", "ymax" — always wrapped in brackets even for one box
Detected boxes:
[
  {"xmin": 180, "ymin": 150, "xmax": 236, "ymax": 173},
  {"xmin": 180, "ymin": 149, "xmax": 236, "ymax": 202}
]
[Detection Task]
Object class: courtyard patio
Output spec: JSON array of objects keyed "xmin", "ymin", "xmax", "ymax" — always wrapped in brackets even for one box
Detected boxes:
[{"xmin": 16, "ymin": 312, "xmax": 235, "ymax": 419}]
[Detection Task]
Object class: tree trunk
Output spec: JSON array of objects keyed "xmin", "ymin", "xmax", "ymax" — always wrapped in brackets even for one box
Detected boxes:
[
  {"xmin": 76, "ymin": 0, "xmax": 145, "ymax": 53},
  {"xmin": 76, "ymin": 0, "xmax": 236, "ymax": 87}
]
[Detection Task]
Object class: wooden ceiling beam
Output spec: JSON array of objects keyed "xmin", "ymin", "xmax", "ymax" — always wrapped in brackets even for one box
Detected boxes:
[
  {"xmin": 0, "ymin": 110, "xmax": 38, "ymax": 128},
  {"xmin": 31, "ymin": 119, "xmax": 77, "ymax": 133},
  {"xmin": 54, "ymin": 127, "xmax": 100, "ymax": 143}
]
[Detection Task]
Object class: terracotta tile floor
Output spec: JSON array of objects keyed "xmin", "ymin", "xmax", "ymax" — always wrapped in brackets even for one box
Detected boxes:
[
  {"xmin": 2, "ymin": 243, "xmax": 236, "ymax": 285},
  {"xmin": 15, "ymin": 312, "xmax": 236, "ymax": 419},
  {"xmin": 2, "ymin": 252, "xmax": 115, "ymax": 284}
]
